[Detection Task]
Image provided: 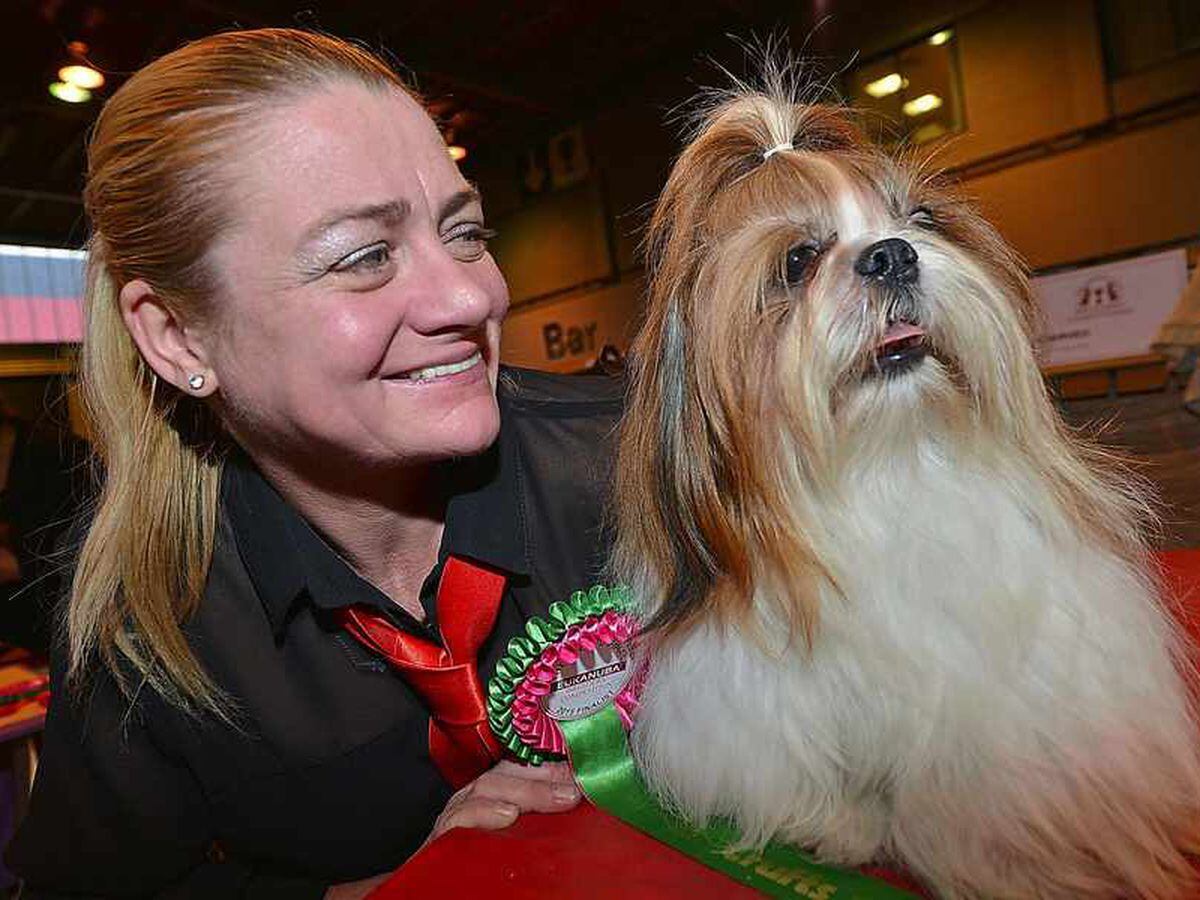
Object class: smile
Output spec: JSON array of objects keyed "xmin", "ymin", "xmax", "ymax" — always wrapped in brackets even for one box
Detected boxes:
[{"xmin": 393, "ymin": 351, "xmax": 483, "ymax": 383}]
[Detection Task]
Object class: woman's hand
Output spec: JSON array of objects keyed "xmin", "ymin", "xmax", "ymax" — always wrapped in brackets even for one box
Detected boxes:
[
  {"xmin": 322, "ymin": 762, "xmax": 580, "ymax": 899},
  {"xmin": 428, "ymin": 759, "xmax": 581, "ymax": 842}
]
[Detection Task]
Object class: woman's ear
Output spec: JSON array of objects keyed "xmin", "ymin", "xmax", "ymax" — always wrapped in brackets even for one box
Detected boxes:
[{"xmin": 119, "ymin": 280, "xmax": 219, "ymax": 397}]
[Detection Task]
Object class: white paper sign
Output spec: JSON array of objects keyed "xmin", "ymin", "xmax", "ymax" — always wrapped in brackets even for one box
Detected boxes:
[{"xmin": 1032, "ymin": 248, "xmax": 1188, "ymax": 368}]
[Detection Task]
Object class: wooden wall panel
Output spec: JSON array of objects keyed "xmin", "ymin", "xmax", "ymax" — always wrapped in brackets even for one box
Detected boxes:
[
  {"xmin": 489, "ymin": 180, "xmax": 613, "ymax": 306},
  {"xmin": 963, "ymin": 113, "xmax": 1200, "ymax": 269},
  {"xmin": 937, "ymin": 0, "xmax": 1109, "ymax": 168}
]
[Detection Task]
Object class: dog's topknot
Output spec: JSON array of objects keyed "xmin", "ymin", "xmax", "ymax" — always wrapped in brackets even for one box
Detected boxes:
[
  {"xmin": 672, "ymin": 87, "xmax": 862, "ymax": 195},
  {"xmin": 646, "ymin": 70, "xmax": 868, "ymax": 288}
]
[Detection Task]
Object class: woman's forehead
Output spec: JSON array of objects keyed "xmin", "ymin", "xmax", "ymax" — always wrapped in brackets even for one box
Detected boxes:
[{"xmin": 229, "ymin": 83, "xmax": 469, "ymax": 240}]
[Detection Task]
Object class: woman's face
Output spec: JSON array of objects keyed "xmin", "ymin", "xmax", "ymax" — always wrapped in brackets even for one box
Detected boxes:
[{"xmin": 203, "ymin": 82, "xmax": 508, "ymax": 474}]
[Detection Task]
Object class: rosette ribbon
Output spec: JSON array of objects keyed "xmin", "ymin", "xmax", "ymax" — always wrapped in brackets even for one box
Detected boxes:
[{"xmin": 488, "ymin": 586, "xmax": 919, "ymax": 899}]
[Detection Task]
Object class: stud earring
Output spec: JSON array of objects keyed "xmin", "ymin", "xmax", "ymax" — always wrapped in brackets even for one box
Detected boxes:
[{"xmin": 187, "ymin": 373, "xmax": 206, "ymax": 392}]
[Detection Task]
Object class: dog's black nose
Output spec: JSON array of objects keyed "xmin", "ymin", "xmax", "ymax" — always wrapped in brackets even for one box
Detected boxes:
[{"xmin": 854, "ymin": 238, "xmax": 919, "ymax": 287}]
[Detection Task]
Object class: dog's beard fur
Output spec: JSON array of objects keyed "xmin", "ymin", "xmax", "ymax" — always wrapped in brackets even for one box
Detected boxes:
[{"xmin": 612, "ymin": 83, "xmax": 1200, "ymax": 899}]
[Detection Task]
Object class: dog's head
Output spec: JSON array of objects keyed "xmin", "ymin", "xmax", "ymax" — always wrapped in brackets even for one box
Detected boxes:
[
  {"xmin": 644, "ymin": 90, "xmax": 1043, "ymax": 453},
  {"xmin": 614, "ymin": 81, "xmax": 1147, "ymax": 642}
]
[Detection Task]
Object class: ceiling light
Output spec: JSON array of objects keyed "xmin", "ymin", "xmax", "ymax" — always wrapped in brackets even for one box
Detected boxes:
[
  {"xmin": 448, "ymin": 145, "xmax": 467, "ymax": 162},
  {"xmin": 58, "ymin": 64, "xmax": 104, "ymax": 90},
  {"xmin": 928, "ymin": 30, "xmax": 953, "ymax": 46},
  {"xmin": 903, "ymin": 93, "xmax": 944, "ymax": 116},
  {"xmin": 49, "ymin": 82, "xmax": 91, "ymax": 104},
  {"xmin": 864, "ymin": 73, "xmax": 906, "ymax": 99}
]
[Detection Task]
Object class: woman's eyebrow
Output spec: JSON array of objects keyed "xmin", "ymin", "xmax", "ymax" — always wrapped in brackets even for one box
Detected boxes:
[
  {"xmin": 439, "ymin": 188, "xmax": 482, "ymax": 222},
  {"xmin": 298, "ymin": 200, "xmax": 410, "ymax": 248}
]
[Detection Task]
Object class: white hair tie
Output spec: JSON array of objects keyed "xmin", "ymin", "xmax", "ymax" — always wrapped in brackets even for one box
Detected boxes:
[{"xmin": 763, "ymin": 141, "xmax": 794, "ymax": 160}]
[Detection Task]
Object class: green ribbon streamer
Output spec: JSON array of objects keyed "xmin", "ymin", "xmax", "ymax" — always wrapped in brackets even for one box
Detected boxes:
[{"xmin": 560, "ymin": 707, "xmax": 918, "ymax": 899}]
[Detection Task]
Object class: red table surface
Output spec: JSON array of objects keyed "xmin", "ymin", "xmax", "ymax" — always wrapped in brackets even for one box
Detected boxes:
[{"xmin": 374, "ymin": 549, "xmax": 1200, "ymax": 899}]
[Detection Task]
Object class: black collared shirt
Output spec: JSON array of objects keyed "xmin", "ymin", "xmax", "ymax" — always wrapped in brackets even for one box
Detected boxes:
[{"xmin": 9, "ymin": 368, "xmax": 623, "ymax": 899}]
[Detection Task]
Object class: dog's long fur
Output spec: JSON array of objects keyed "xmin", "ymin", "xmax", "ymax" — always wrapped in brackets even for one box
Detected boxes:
[{"xmin": 613, "ymin": 73, "xmax": 1200, "ymax": 899}]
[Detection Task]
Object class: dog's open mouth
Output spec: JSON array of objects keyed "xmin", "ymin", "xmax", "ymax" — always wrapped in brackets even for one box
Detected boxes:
[{"xmin": 873, "ymin": 320, "xmax": 929, "ymax": 376}]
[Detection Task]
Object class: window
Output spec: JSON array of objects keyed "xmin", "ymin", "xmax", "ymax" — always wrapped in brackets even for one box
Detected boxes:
[{"xmin": 844, "ymin": 28, "xmax": 964, "ymax": 146}]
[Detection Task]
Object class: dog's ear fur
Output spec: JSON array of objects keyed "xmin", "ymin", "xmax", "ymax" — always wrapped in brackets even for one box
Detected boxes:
[{"xmin": 613, "ymin": 85, "xmax": 847, "ymax": 647}]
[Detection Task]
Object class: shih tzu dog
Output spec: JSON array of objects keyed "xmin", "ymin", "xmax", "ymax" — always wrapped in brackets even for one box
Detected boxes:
[{"xmin": 612, "ymin": 73, "xmax": 1200, "ymax": 899}]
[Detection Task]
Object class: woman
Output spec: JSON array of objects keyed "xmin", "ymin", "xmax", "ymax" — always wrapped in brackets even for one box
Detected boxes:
[{"xmin": 8, "ymin": 29, "xmax": 622, "ymax": 898}]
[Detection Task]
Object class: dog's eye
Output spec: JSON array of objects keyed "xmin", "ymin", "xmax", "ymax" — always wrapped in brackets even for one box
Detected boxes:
[
  {"xmin": 909, "ymin": 206, "xmax": 937, "ymax": 228},
  {"xmin": 783, "ymin": 243, "xmax": 819, "ymax": 286}
]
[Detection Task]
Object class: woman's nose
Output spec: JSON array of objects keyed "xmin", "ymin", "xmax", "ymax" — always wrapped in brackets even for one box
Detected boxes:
[{"xmin": 402, "ymin": 242, "xmax": 505, "ymax": 334}]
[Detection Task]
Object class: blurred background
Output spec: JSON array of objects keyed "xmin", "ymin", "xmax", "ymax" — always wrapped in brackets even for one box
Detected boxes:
[{"xmin": 0, "ymin": 0, "xmax": 1198, "ymax": 590}]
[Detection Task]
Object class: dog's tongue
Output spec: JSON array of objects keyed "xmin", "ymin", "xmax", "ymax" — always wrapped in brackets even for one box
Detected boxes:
[{"xmin": 876, "ymin": 321, "xmax": 926, "ymax": 354}]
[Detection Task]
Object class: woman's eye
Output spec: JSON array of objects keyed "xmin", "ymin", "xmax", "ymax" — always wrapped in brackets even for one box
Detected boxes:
[
  {"xmin": 783, "ymin": 243, "xmax": 819, "ymax": 286},
  {"xmin": 331, "ymin": 242, "xmax": 392, "ymax": 274},
  {"xmin": 909, "ymin": 206, "xmax": 937, "ymax": 228},
  {"xmin": 445, "ymin": 224, "xmax": 498, "ymax": 260}
]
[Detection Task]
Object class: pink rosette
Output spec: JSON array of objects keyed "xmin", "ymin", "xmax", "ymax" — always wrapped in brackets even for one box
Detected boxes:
[{"xmin": 510, "ymin": 609, "xmax": 642, "ymax": 756}]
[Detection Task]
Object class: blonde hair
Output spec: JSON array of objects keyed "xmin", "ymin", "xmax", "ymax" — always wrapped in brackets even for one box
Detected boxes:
[{"xmin": 72, "ymin": 29, "xmax": 414, "ymax": 716}]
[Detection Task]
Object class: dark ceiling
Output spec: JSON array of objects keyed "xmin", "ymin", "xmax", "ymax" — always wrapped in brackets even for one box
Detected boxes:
[{"xmin": 3, "ymin": 0, "xmax": 972, "ymax": 247}]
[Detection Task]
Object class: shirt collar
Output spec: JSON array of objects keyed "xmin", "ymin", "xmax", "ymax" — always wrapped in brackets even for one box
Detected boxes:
[{"xmin": 222, "ymin": 417, "xmax": 529, "ymax": 642}]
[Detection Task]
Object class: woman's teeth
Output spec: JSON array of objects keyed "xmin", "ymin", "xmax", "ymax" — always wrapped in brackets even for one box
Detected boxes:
[{"xmin": 401, "ymin": 351, "xmax": 482, "ymax": 382}]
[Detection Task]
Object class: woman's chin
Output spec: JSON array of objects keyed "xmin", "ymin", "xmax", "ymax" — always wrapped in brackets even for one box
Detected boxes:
[{"xmin": 411, "ymin": 402, "xmax": 502, "ymax": 463}]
